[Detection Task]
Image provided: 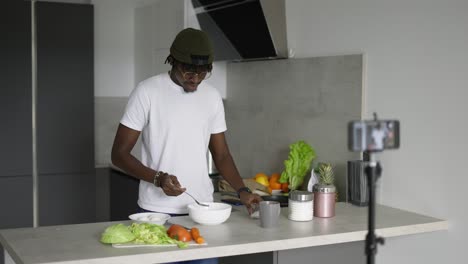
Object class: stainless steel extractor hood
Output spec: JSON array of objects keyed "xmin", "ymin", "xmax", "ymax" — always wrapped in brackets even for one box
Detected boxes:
[{"xmin": 192, "ymin": 0, "xmax": 288, "ymax": 61}]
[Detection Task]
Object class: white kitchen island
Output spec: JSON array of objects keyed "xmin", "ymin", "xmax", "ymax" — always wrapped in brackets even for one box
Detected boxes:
[{"xmin": 0, "ymin": 203, "xmax": 448, "ymax": 264}]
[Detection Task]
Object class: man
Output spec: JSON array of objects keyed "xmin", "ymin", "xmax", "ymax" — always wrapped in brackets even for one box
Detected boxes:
[
  {"xmin": 370, "ymin": 122, "xmax": 388, "ymax": 151},
  {"xmin": 111, "ymin": 28, "xmax": 261, "ymax": 219}
]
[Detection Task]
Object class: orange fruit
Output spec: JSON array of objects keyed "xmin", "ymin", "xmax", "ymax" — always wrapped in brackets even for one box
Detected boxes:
[
  {"xmin": 267, "ymin": 186, "xmax": 273, "ymax": 194},
  {"xmin": 270, "ymin": 181, "xmax": 281, "ymax": 190},
  {"xmin": 269, "ymin": 173, "xmax": 281, "ymax": 190},
  {"xmin": 281, "ymin": 182, "xmax": 289, "ymax": 193}
]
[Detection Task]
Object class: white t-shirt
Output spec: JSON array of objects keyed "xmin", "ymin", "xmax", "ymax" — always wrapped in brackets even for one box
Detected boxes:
[
  {"xmin": 120, "ymin": 73, "xmax": 227, "ymax": 214},
  {"xmin": 371, "ymin": 129, "xmax": 386, "ymax": 150}
]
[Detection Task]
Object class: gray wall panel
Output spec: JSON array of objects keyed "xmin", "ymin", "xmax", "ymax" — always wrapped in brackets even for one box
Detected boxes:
[
  {"xmin": 94, "ymin": 97, "xmax": 142, "ymax": 166},
  {"xmin": 225, "ymin": 55, "xmax": 362, "ymax": 198},
  {"xmin": 95, "ymin": 97, "xmax": 133, "ymax": 166}
]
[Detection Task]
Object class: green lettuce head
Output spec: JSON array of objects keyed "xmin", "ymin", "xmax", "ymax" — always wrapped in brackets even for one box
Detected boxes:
[
  {"xmin": 279, "ymin": 140, "xmax": 316, "ymax": 190},
  {"xmin": 100, "ymin": 223, "xmax": 136, "ymax": 244}
]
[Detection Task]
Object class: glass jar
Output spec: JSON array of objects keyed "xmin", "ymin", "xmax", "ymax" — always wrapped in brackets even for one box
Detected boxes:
[
  {"xmin": 288, "ymin": 190, "xmax": 314, "ymax": 221},
  {"xmin": 313, "ymin": 184, "xmax": 336, "ymax": 218}
]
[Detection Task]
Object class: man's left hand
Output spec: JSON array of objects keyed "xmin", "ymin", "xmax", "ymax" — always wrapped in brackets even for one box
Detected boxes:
[{"xmin": 239, "ymin": 192, "xmax": 263, "ymax": 215}]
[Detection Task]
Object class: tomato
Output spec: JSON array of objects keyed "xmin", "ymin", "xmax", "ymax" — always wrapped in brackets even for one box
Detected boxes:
[{"xmin": 167, "ymin": 224, "xmax": 192, "ymax": 242}]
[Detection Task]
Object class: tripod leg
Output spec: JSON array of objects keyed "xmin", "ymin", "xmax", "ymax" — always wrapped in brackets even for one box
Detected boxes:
[
  {"xmin": 365, "ymin": 164, "xmax": 376, "ymax": 264},
  {"xmin": 365, "ymin": 162, "xmax": 383, "ymax": 264}
]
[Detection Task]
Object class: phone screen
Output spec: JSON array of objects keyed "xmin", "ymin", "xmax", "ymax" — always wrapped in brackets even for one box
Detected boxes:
[{"xmin": 348, "ymin": 120, "xmax": 400, "ymax": 152}]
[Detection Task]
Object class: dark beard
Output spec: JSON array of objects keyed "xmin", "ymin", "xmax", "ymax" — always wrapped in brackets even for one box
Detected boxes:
[{"xmin": 183, "ymin": 88, "xmax": 197, "ymax": 93}]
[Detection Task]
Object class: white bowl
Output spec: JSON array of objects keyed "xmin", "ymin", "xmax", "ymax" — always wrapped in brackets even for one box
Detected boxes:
[
  {"xmin": 188, "ymin": 202, "xmax": 232, "ymax": 225},
  {"xmin": 128, "ymin": 212, "xmax": 171, "ymax": 225}
]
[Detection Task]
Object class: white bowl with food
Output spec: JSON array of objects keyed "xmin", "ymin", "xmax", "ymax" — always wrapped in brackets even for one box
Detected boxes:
[
  {"xmin": 188, "ymin": 202, "xmax": 232, "ymax": 225},
  {"xmin": 128, "ymin": 212, "xmax": 171, "ymax": 225}
]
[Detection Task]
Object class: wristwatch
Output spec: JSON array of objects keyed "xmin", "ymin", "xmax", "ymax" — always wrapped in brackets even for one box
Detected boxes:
[
  {"xmin": 153, "ymin": 171, "xmax": 164, "ymax": 187},
  {"xmin": 237, "ymin": 187, "xmax": 252, "ymax": 198}
]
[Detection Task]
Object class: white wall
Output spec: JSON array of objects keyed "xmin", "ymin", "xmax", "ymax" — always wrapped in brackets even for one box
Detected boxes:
[
  {"xmin": 286, "ymin": 0, "xmax": 467, "ymax": 263},
  {"xmin": 93, "ymin": 0, "xmax": 135, "ymax": 97},
  {"xmin": 93, "ymin": 0, "xmax": 226, "ymax": 98}
]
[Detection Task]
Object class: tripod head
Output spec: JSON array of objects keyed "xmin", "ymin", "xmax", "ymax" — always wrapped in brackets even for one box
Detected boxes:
[{"xmin": 348, "ymin": 113, "xmax": 400, "ymax": 153}]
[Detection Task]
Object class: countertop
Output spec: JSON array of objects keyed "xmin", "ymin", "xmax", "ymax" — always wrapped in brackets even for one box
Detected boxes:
[{"xmin": 0, "ymin": 203, "xmax": 448, "ymax": 264}]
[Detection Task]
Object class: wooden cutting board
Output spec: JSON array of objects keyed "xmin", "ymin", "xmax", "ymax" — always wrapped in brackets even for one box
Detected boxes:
[{"xmin": 112, "ymin": 217, "xmax": 207, "ymax": 248}]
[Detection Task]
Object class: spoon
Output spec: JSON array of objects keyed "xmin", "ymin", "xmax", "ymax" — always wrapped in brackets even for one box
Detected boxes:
[{"xmin": 184, "ymin": 192, "xmax": 209, "ymax": 207}]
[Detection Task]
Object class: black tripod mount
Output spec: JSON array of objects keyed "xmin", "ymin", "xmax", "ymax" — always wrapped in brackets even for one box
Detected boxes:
[{"xmin": 364, "ymin": 152, "xmax": 385, "ymax": 264}]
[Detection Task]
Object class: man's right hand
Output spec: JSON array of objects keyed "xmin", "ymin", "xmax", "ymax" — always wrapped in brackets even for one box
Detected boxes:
[{"xmin": 159, "ymin": 173, "xmax": 186, "ymax": 196}]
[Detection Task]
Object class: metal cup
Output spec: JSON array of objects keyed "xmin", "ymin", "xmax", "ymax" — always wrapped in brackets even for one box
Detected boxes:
[{"xmin": 259, "ymin": 201, "xmax": 281, "ymax": 228}]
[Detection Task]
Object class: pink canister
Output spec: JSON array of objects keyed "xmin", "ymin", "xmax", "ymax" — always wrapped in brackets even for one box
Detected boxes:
[{"xmin": 313, "ymin": 184, "xmax": 336, "ymax": 218}]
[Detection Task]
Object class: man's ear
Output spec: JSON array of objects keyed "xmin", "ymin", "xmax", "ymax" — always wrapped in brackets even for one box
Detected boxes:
[{"xmin": 165, "ymin": 55, "xmax": 175, "ymax": 66}]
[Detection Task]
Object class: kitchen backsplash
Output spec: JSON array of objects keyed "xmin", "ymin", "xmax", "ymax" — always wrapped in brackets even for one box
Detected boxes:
[
  {"xmin": 224, "ymin": 55, "xmax": 363, "ymax": 200},
  {"xmin": 94, "ymin": 97, "xmax": 141, "ymax": 167}
]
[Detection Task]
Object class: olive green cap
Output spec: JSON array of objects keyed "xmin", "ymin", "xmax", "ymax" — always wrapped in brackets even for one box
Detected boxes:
[{"xmin": 170, "ymin": 28, "xmax": 214, "ymax": 65}]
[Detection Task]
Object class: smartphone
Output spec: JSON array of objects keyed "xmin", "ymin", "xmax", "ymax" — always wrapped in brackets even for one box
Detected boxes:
[
  {"xmin": 348, "ymin": 120, "xmax": 400, "ymax": 152},
  {"xmin": 221, "ymin": 199, "xmax": 243, "ymax": 206}
]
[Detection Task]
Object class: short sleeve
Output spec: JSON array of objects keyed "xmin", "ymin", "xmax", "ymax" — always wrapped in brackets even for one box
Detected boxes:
[
  {"xmin": 210, "ymin": 95, "xmax": 227, "ymax": 134},
  {"xmin": 120, "ymin": 83, "xmax": 150, "ymax": 131}
]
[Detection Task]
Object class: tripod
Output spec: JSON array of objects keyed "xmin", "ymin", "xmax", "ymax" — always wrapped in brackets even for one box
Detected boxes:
[{"xmin": 364, "ymin": 152, "xmax": 385, "ymax": 264}]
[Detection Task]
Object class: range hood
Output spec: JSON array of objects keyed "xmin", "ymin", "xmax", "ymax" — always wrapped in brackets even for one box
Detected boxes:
[{"xmin": 191, "ymin": 0, "xmax": 288, "ymax": 61}]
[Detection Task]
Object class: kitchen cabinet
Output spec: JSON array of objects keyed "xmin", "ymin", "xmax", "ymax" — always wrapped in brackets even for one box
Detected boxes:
[
  {"xmin": 38, "ymin": 173, "xmax": 96, "ymax": 226},
  {"xmin": 0, "ymin": 172, "xmax": 96, "ymax": 229},
  {"xmin": 1, "ymin": 0, "xmax": 33, "ymax": 177},
  {"xmin": 0, "ymin": 4, "xmax": 34, "ymax": 260},
  {"xmin": 36, "ymin": 2, "xmax": 95, "ymax": 175},
  {"xmin": 0, "ymin": 0, "xmax": 95, "ymax": 254},
  {"xmin": 0, "ymin": 176, "xmax": 33, "ymax": 229},
  {"xmin": 219, "ymin": 252, "xmax": 274, "ymax": 264},
  {"xmin": 109, "ymin": 168, "xmax": 140, "ymax": 221}
]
